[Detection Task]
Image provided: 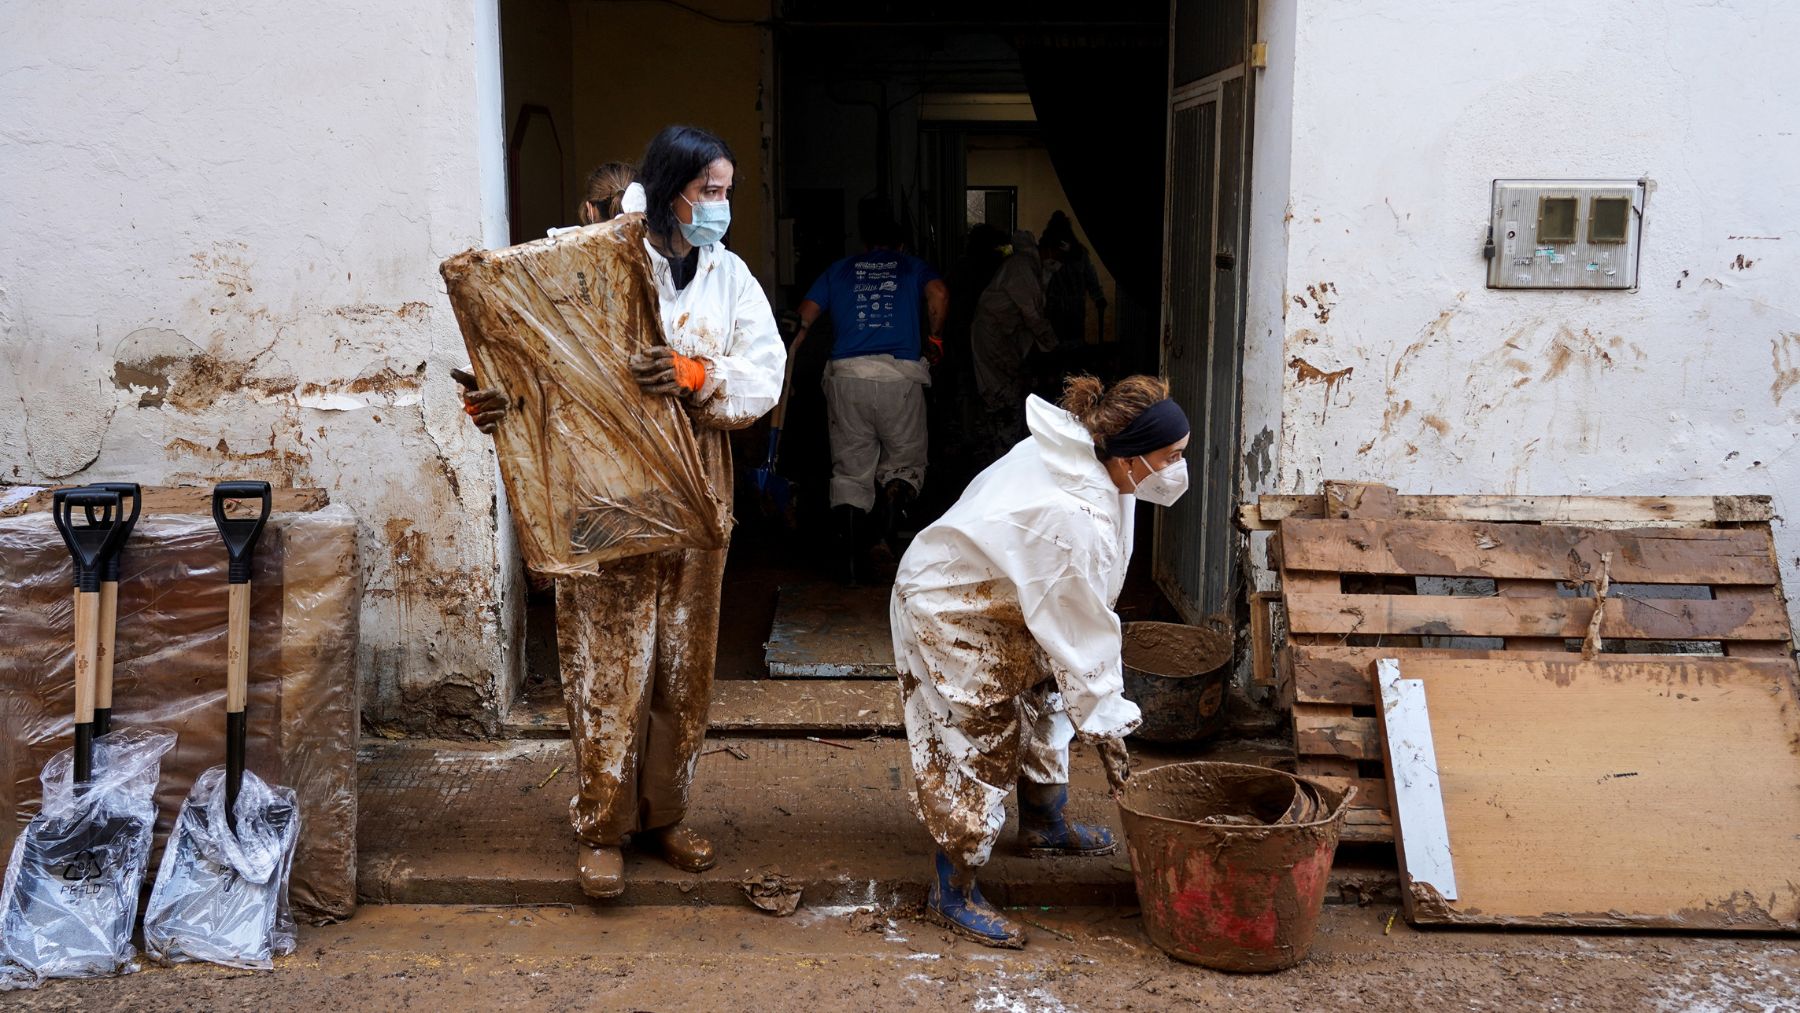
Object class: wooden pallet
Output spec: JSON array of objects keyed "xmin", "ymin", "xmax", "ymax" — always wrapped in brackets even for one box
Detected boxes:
[{"xmin": 1260, "ymin": 481, "xmax": 1792, "ymax": 844}]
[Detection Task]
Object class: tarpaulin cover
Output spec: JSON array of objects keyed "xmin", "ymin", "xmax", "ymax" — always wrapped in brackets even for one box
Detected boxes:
[
  {"xmin": 0, "ymin": 501, "xmax": 359, "ymax": 925},
  {"xmin": 440, "ymin": 214, "xmax": 729, "ymax": 575},
  {"xmin": 143, "ymin": 766, "xmax": 300, "ymax": 970},
  {"xmin": 0, "ymin": 727, "xmax": 176, "ymax": 989}
]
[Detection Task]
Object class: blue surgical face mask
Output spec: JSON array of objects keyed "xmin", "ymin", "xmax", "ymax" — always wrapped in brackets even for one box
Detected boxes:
[{"xmin": 679, "ymin": 193, "xmax": 731, "ymax": 247}]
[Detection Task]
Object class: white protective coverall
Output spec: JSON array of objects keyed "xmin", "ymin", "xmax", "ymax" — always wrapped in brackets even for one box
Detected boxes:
[
  {"xmin": 889, "ymin": 395, "xmax": 1142, "ymax": 870},
  {"xmin": 558, "ymin": 225, "xmax": 786, "ymax": 847}
]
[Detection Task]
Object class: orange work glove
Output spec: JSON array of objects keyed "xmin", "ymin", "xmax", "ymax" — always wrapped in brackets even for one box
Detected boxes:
[
  {"xmin": 925, "ymin": 335, "xmax": 944, "ymax": 366},
  {"xmin": 672, "ymin": 353, "xmax": 708, "ymax": 395}
]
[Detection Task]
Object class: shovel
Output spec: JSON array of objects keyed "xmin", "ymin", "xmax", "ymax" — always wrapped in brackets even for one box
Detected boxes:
[
  {"xmin": 753, "ymin": 332, "xmax": 803, "ymax": 520},
  {"xmin": 143, "ymin": 481, "xmax": 300, "ymax": 969},
  {"xmin": 0, "ymin": 488, "xmax": 151, "ymax": 985},
  {"xmin": 84, "ymin": 482, "xmax": 140, "ymax": 737}
]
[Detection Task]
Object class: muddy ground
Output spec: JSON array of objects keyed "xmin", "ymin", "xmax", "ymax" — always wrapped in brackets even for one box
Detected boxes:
[{"xmin": 8, "ymin": 903, "xmax": 1796, "ymax": 1011}]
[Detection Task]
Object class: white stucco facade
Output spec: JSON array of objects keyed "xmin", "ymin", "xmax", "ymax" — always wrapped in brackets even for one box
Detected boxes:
[
  {"xmin": 0, "ymin": 0, "xmax": 522, "ymax": 734},
  {"xmin": 1245, "ymin": 0, "xmax": 1800, "ymax": 621}
]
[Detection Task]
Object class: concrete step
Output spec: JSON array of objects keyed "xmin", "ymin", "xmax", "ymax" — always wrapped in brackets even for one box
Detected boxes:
[
  {"xmin": 356, "ymin": 735, "xmax": 1393, "ymax": 911},
  {"xmin": 504, "ymin": 679, "xmax": 905, "ymax": 739}
]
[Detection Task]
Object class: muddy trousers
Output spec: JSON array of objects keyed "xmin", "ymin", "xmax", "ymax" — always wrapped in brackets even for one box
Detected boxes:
[
  {"xmin": 899, "ymin": 671, "xmax": 1075, "ymax": 873},
  {"xmin": 823, "ymin": 372, "xmax": 928, "ymax": 511},
  {"xmin": 555, "ymin": 543, "xmax": 727, "ymax": 847}
]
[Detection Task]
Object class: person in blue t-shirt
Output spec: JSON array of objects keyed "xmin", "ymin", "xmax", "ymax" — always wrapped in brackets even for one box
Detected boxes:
[{"xmin": 795, "ymin": 216, "xmax": 948, "ymax": 584}]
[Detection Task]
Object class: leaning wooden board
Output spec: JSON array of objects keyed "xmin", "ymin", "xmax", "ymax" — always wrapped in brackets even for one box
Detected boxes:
[
  {"xmin": 1264, "ymin": 481, "xmax": 1792, "ymax": 845},
  {"xmin": 1376, "ymin": 656, "xmax": 1800, "ymax": 930}
]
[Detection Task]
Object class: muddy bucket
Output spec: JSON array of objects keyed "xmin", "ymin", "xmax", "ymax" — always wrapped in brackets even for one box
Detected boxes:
[
  {"xmin": 1117, "ymin": 761, "xmax": 1354, "ymax": 972},
  {"xmin": 1121, "ymin": 620, "xmax": 1233, "ymax": 743}
]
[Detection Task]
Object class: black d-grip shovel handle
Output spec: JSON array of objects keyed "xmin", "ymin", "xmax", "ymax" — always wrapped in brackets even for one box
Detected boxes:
[
  {"xmin": 213, "ymin": 481, "xmax": 271, "ymax": 585},
  {"xmin": 53, "ymin": 489, "xmax": 126, "ymax": 785},
  {"xmin": 87, "ymin": 482, "xmax": 141, "ymax": 583},
  {"xmin": 213, "ymin": 481, "xmax": 270, "ymax": 832},
  {"xmin": 55, "ymin": 488, "xmax": 126, "ymax": 594}
]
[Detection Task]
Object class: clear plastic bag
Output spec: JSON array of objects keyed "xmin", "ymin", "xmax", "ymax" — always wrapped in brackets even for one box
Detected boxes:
[
  {"xmin": 440, "ymin": 215, "xmax": 730, "ymax": 575},
  {"xmin": 0, "ymin": 727, "xmax": 176, "ymax": 991},
  {"xmin": 143, "ymin": 767, "xmax": 300, "ymax": 970}
]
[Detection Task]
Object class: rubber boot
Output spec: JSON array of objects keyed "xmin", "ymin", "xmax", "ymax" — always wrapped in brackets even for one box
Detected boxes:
[
  {"xmin": 1016, "ymin": 782, "xmax": 1117, "ymax": 857},
  {"xmin": 833, "ymin": 504, "xmax": 865, "ymax": 587},
  {"xmin": 924, "ymin": 851, "xmax": 1026, "ymax": 949},
  {"xmin": 882, "ymin": 479, "xmax": 918, "ymax": 551},
  {"xmin": 640, "ymin": 824, "xmax": 717, "ymax": 873},
  {"xmin": 577, "ymin": 844, "xmax": 624, "ymax": 899}
]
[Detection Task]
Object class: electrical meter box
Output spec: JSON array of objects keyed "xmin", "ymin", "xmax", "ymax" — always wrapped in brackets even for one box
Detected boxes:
[{"xmin": 1488, "ymin": 179, "xmax": 1643, "ymax": 290}]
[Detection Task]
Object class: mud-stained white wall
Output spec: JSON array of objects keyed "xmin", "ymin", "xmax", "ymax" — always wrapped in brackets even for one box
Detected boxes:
[
  {"xmin": 0, "ymin": 0, "xmax": 522, "ymax": 735},
  {"xmin": 1245, "ymin": 0, "xmax": 1800, "ymax": 619}
]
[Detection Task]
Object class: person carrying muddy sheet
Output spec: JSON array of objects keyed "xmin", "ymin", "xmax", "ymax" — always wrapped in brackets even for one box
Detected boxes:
[
  {"xmin": 889, "ymin": 374, "xmax": 1190, "ymax": 948},
  {"xmin": 456, "ymin": 126, "xmax": 785, "ymax": 898}
]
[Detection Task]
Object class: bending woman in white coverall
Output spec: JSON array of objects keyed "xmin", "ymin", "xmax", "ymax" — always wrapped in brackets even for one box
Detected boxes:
[
  {"xmin": 458, "ymin": 126, "xmax": 785, "ymax": 898},
  {"xmin": 890, "ymin": 374, "xmax": 1190, "ymax": 948}
]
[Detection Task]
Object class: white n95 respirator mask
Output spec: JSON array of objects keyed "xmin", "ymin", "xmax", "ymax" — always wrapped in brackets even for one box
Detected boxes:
[{"xmin": 1132, "ymin": 458, "xmax": 1189, "ymax": 507}]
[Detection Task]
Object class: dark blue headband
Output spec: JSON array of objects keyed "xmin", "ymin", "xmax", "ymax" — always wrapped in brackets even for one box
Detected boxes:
[{"xmin": 1103, "ymin": 399, "xmax": 1190, "ymax": 459}]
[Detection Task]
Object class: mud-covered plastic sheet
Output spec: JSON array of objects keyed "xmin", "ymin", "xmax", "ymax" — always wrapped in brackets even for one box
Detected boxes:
[
  {"xmin": 441, "ymin": 215, "xmax": 729, "ymax": 575},
  {"xmin": 0, "ymin": 501, "xmax": 359, "ymax": 924},
  {"xmin": 0, "ymin": 727, "xmax": 176, "ymax": 990},
  {"xmin": 143, "ymin": 767, "xmax": 299, "ymax": 969}
]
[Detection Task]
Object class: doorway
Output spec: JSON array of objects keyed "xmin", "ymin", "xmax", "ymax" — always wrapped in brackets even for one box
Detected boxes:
[{"xmin": 490, "ymin": 0, "xmax": 1251, "ymax": 724}]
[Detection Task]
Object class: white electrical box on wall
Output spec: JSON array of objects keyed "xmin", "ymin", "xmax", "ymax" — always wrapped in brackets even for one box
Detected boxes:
[{"xmin": 1487, "ymin": 179, "xmax": 1644, "ymax": 290}]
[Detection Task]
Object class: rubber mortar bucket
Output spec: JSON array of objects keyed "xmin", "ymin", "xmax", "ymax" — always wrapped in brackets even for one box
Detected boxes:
[
  {"xmin": 1121, "ymin": 620, "xmax": 1233, "ymax": 743},
  {"xmin": 1117, "ymin": 761, "xmax": 1354, "ymax": 972}
]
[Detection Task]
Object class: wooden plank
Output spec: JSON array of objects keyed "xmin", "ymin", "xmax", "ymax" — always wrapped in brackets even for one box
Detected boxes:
[
  {"xmin": 1324, "ymin": 481, "xmax": 1400, "ymax": 519},
  {"xmin": 1294, "ymin": 711, "xmax": 1380, "ymax": 761},
  {"xmin": 1279, "ymin": 518, "xmax": 1779, "ymax": 586},
  {"xmin": 1257, "ymin": 492, "xmax": 1773, "ymax": 526},
  {"xmin": 1249, "ymin": 591, "xmax": 1278, "ymax": 686},
  {"xmin": 2, "ymin": 484, "xmax": 330, "ymax": 518},
  {"xmin": 1384, "ymin": 657, "xmax": 1800, "ymax": 930},
  {"xmin": 1285, "ymin": 592, "xmax": 1792, "ymax": 642},
  {"xmin": 1290, "ymin": 645, "xmax": 1796, "ymax": 707},
  {"xmin": 1496, "ymin": 578, "xmax": 1568, "ymax": 651},
  {"xmin": 1376, "ymin": 659, "xmax": 1458, "ymax": 903},
  {"xmin": 1304, "ymin": 775, "xmax": 1390, "ymax": 813}
]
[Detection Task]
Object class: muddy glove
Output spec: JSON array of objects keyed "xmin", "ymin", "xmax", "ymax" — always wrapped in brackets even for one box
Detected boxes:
[
  {"xmin": 452, "ymin": 368, "xmax": 509, "ymax": 434},
  {"xmin": 629, "ymin": 347, "xmax": 707, "ymax": 398},
  {"xmin": 1097, "ymin": 737, "xmax": 1132, "ymax": 797}
]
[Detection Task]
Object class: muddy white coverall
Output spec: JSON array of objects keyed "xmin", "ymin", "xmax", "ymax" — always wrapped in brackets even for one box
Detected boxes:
[
  {"xmin": 889, "ymin": 395, "xmax": 1142, "ymax": 870},
  {"xmin": 559, "ymin": 238, "xmax": 785, "ymax": 847}
]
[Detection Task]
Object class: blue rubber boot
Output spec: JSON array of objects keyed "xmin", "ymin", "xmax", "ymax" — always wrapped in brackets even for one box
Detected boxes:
[
  {"xmin": 1017, "ymin": 782, "xmax": 1117, "ymax": 857},
  {"xmin": 925, "ymin": 851, "xmax": 1027, "ymax": 949}
]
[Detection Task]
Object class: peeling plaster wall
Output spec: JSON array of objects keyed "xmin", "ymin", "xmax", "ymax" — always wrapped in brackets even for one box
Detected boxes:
[
  {"xmin": 0, "ymin": 0, "xmax": 522, "ymax": 736},
  {"xmin": 1250, "ymin": 0, "xmax": 1800, "ymax": 624}
]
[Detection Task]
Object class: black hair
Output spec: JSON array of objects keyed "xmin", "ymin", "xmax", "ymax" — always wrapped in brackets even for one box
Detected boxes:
[
  {"xmin": 862, "ymin": 215, "xmax": 905, "ymax": 249},
  {"xmin": 635, "ymin": 125, "xmax": 736, "ymax": 240}
]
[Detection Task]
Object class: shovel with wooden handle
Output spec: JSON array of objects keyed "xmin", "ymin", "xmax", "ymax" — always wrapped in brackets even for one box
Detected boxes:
[
  {"xmin": 143, "ymin": 480, "xmax": 300, "ymax": 969},
  {"xmin": 85, "ymin": 483, "xmax": 140, "ymax": 738},
  {"xmin": 0, "ymin": 488, "xmax": 152, "ymax": 984},
  {"xmin": 212, "ymin": 481, "xmax": 271, "ymax": 829}
]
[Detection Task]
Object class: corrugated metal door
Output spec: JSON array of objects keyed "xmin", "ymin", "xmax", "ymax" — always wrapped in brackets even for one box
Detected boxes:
[{"xmin": 1155, "ymin": 90, "xmax": 1220, "ymax": 621}]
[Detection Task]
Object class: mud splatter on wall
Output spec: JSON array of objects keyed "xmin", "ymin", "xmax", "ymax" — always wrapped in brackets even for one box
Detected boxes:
[
  {"xmin": 0, "ymin": 1, "xmax": 522, "ymax": 736},
  {"xmin": 1244, "ymin": 0, "xmax": 1800, "ymax": 634}
]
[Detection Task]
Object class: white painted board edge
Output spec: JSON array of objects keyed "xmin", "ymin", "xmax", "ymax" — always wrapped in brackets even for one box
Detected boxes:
[{"xmin": 1377, "ymin": 657, "xmax": 1458, "ymax": 902}]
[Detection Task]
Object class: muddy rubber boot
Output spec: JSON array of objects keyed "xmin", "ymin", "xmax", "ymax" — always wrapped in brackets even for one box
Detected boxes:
[
  {"xmin": 924, "ymin": 851, "xmax": 1026, "ymax": 949},
  {"xmin": 832, "ymin": 504, "xmax": 865, "ymax": 587},
  {"xmin": 577, "ymin": 844, "xmax": 625, "ymax": 899},
  {"xmin": 1016, "ymin": 781, "xmax": 1117, "ymax": 857},
  {"xmin": 641, "ymin": 825, "xmax": 717, "ymax": 873}
]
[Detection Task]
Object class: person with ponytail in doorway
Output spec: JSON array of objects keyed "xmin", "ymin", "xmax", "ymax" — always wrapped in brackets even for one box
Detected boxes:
[
  {"xmin": 576, "ymin": 161, "xmax": 637, "ymax": 225},
  {"xmin": 455, "ymin": 125, "xmax": 786, "ymax": 899},
  {"xmin": 889, "ymin": 374, "xmax": 1190, "ymax": 948}
]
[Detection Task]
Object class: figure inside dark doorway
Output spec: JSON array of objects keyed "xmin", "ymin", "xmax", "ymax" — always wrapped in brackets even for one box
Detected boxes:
[{"xmin": 796, "ymin": 213, "xmax": 948, "ymax": 585}]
